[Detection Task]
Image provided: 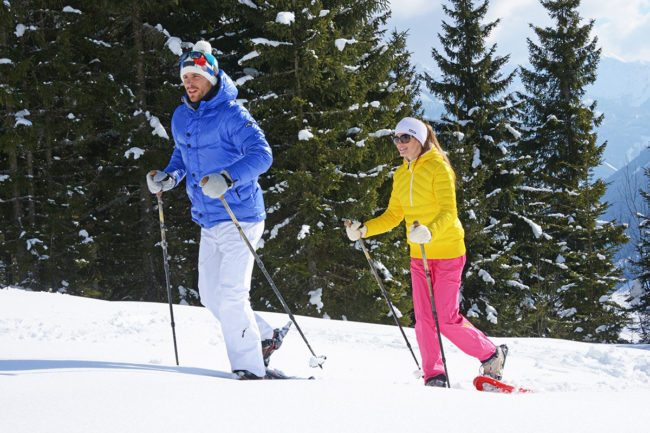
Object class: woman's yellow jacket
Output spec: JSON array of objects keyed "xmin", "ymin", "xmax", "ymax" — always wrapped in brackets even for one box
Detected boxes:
[{"xmin": 364, "ymin": 149, "xmax": 466, "ymax": 259}]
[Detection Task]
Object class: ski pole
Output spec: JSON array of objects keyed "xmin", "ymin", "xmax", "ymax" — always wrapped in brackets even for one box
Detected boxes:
[
  {"xmin": 217, "ymin": 194, "xmax": 326, "ymax": 369},
  {"xmin": 345, "ymin": 220, "xmax": 422, "ymax": 373},
  {"xmin": 155, "ymin": 192, "xmax": 180, "ymax": 366},
  {"xmin": 414, "ymin": 221, "xmax": 450, "ymax": 387}
]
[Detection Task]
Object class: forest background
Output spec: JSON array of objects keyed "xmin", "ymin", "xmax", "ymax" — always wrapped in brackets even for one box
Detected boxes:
[{"xmin": 1, "ymin": 0, "xmax": 648, "ymax": 343}]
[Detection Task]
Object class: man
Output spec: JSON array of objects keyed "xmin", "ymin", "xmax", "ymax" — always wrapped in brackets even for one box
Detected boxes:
[{"xmin": 147, "ymin": 40, "xmax": 285, "ymax": 379}]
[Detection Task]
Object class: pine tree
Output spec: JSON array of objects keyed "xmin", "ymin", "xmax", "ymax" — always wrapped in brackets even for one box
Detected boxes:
[
  {"xmin": 516, "ymin": 0, "xmax": 627, "ymax": 341},
  {"xmin": 424, "ymin": 0, "xmax": 527, "ymax": 335},
  {"xmin": 631, "ymin": 168, "xmax": 650, "ymax": 343},
  {"xmin": 226, "ymin": 1, "xmax": 420, "ymax": 323},
  {"xmin": 0, "ymin": 1, "xmax": 205, "ymax": 302},
  {"xmin": 0, "ymin": 2, "xmax": 104, "ymax": 292}
]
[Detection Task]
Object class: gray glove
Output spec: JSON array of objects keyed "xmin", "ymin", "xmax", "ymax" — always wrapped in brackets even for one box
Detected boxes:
[
  {"xmin": 146, "ymin": 170, "xmax": 175, "ymax": 194},
  {"xmin": 201, "ymin": 171, "xmax": 233, "ymax": 199}
]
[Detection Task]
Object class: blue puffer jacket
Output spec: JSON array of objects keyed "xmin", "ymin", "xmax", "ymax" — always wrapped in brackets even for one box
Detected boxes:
[{"xmin": 164, "ymin": 70, "xmax": 272, "ymax": 228}]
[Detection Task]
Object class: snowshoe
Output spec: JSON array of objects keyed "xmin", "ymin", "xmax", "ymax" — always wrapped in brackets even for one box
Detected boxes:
[
  {"xmin": 264, "ymin": 367, "xmax": 314, "ymax": 380},
  {"xmin": 233, "ymin": 370, "xmax": 264, "ymax": 380}
]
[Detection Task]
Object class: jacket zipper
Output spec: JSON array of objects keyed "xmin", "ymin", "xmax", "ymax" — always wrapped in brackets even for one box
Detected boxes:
[{"xmin": 408, "ymin": 161, "xmax": 414, "ymax": 206}]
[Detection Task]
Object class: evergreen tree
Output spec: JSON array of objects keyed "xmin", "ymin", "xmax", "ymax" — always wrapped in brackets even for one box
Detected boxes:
[
  {"xmin": 631, "ymin": 168, "xmax": 650, "ymax": 343},
  {"xmin": 424, "ymin": 0, "xmax": 527, "ymax": 335},
  {"xmin": 0, "ymin": 1, "xmax": 105, "ymax": 293},
  {"xmin": 515, "ymin": 0, "xmax": 627, "ymax": 341},
  {"xmin": 226, "ymin": 1, "xmax": 420, "ymax": 323},
  {"xmin": 0, "ymin": 1, "xmax": 205, "ymax": 303}
]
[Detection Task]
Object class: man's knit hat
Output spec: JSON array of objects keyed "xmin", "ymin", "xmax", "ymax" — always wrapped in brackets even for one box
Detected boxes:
[{"xmin": 179, "ymin": 40, "xmax": 219, "ymax": 85}]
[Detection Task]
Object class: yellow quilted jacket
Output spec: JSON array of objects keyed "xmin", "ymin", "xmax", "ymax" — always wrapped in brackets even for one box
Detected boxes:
[{"xmin": 364, "ymin": 149, "xmax": 466, "ymax": 259}]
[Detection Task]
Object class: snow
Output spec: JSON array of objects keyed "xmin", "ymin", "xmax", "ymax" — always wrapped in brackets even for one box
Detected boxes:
[
  {"xmin": 15, "ymin": 23, "xmax": 36, "ymax": 37},
  {"xmin": 276, "ymin": 12, "xmax": 295, "ymax": 25},
  {"xmin": 251, "ymin": 38, "xmax": 292, "ymax": 47},
  {"xmin": 165, "ymin": 37, "xmax": 183, "ymax": 56},
  {"xmin": 62, "ymin": 6, "xmax": 81, "ymax": 14},
  {"xmin": 519, "ymin": 215, "xmax": 543, "ymax": 238},
  {"xmin": 505, "ymin": 123, "xmax": 522, "ymax": 140},
  {"xmin": 298, "ymin": 129, "xmax": 314, "ymax": 141},
  {"xmin": 124, "ymin": 147, "xmax": 145, "ymax": 160},
  {"xmin": 25, "ymin": 238, "xmax": 43, "ymax": 251},
  {"xmin": 307, "ymin": 287, "xmax": 323, "ymax": 312},
  {"xmin": 87, "ymin": 38, "xmax": 111, "ymax": 48},
  {"xmin": 78, "ymin": 229, "xmax": 94, "ymax": 244},
  {"xmin": 472, "ymin": 148, "xmax": 481, "ymax": 168},
  {"xmin": 14, "ymin": 109, "xmax": 32, "ymax": 127},
  {"xmin": 236, "ymin": 75, "xmax": 254, "ymax": 86},
  {"xmin": 335, "ymin": 38, "xmax": 357, "ymax": 51},
  {"xmin": 238, "ymin": 50, "xmax": 260, "ymax": 65},
  {"xmin": 369, "ymin": 128, "xmax": 393, "ymax": 138},
  {"xmin": 478, "ymin": 269, "xmax": 495, "ymax": 284},
  {"xmin": 1, "ymin": 287, "xmax": 649, "ymax": 433},
  {"xmin": 297, "ymin": 224, "xmax": 310, "ymax": 240},
  {"xmin": 238, "ymin": 0, "xmax": 257, "ymax": 9},
  {"xmin": 269, "ymin": 216, "xmax": 293, "ymax": 239}
]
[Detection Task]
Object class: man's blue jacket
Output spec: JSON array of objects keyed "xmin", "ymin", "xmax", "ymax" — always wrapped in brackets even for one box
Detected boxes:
[{"xmin": 164, "ymin": 70, "xmax": 272, "ymax": 228}]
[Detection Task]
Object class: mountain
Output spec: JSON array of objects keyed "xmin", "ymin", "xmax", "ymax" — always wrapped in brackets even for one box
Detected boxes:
[
  {"xmin": 589, "ymin": 58, "xmax": 650, "ymax": 179},
  {"xmin": 1, "ymin": 287, "xmax": 649, "ymax": 433},
  {"xmin": 602, "ymin": 148, "xmax": 650, "ymax": 277},
  {"xmin": 419, "ymin": 57, "xmax": 650, "ymax": 180}
]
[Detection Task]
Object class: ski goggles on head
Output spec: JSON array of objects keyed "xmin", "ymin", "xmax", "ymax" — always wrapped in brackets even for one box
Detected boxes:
[
  {"xmin": 392, "ymin": 134, "xmax": 414, "ymax": 145},
  {"xmin": 179, "ymin": 51, "xmax": 218, "ymax": 76}
]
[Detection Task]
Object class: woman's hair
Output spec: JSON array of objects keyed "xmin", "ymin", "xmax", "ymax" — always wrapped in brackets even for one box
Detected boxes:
[{"xmin": 424, "ymin": 123, "xmax": 456, "ymax": 179}]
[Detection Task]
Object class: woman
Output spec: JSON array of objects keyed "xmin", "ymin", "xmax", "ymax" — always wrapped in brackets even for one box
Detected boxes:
[{"xmin": 345, "ymin": 117, "xmax": 507, "ymax": 387}]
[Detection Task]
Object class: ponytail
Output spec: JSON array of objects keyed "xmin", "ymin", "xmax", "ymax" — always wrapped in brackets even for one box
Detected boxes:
[{"xmin": 424, "ymin": 123, "xmax": 456, "ymax": 180}]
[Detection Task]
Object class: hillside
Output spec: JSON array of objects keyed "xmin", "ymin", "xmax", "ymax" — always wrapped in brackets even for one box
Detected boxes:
[{"xmin": 1, "ymin": 288, "xmax": 649, "ymax": 433}]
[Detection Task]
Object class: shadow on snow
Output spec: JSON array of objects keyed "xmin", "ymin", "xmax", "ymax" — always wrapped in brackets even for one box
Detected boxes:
[{"xmin": 0, "ymin": 359, "xmax": 233, "ymax": 379}]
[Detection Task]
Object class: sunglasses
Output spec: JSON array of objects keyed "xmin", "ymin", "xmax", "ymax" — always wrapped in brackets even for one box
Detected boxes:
[{"xmin": 392, "ymin": 134, "xmax": 414, "ymax": 145}]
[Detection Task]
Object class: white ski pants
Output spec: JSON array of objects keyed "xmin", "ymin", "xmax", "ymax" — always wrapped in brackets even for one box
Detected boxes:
[{"xmin": 198, "ymin": 220, "xmax": 273, "ymax": 377}]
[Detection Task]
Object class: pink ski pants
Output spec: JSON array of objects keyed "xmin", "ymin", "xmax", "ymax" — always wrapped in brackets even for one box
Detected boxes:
[{"xmin": 411, "ymin": 255, "xmax": 496, "ymax": 381}]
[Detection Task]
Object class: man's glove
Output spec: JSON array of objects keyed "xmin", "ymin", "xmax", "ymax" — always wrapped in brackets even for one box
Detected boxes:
[
  {"xmin": 146, "ymin": 170, "xmax": 175, "ymax": 194},
  {"xmin": 345, "ymin": 220, "xmax": 367, "ymax": 241},
  {"xmin": 408, "ymin": 223, "xmax": 432, "ymax": 244},
  {"xmin": 201, "ymin": 171, "xmax": 233, "ymax": 199}
]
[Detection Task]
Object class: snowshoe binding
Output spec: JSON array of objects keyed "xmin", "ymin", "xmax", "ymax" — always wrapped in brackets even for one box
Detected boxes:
[
  {"xmin": 262, "ymin": 321, "xmax": 292, "ymax": 367},
  {"xmin": 480, "ymin": 344, "xmax": 508, "ymax": 380},
  {"xmin": 424, "ymin": 374, "xmax": 448, "ymax": 388}
]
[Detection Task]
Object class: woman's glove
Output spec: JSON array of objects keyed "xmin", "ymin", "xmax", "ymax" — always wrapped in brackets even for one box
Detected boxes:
[
  {"xmin": 201, "ymin": 171, "xmax": 233, "ymax": 199},
  {"xmin": 345, "ymin": 220, "xmax": 367, "ymax": 241},
  {"xmin": 408, "ymin": 223, "xmax": 432, "ymax": 244},
  {"xmin": 146, "ymin": 170, "xmax": 175, "ymax": 194}
]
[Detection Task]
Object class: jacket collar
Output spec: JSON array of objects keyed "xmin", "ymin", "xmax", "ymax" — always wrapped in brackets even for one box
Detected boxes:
[
  {"xmin": 182, "ymin": 70, "xmax": 238, "ymax": 111},
  {"xmin": 404, "ymin": 148, "xmax": 435, "ymax": 168}
]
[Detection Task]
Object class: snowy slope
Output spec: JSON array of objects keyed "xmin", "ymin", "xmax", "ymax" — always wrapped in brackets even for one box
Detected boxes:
[{"xmin": 1, "ymin": 287, "xmax": 649, "ymax": 433}]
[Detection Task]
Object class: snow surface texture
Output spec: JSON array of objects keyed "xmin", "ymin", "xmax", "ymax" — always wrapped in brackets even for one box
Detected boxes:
[{"xmin": 1, "ymin": 288, "xmax": 649, "ymax": 433}]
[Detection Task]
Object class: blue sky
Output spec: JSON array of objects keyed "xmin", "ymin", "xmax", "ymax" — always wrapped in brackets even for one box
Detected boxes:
[{"xmin": 388, "ymin": 0, "xmax": 650, "ymax": 71}]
